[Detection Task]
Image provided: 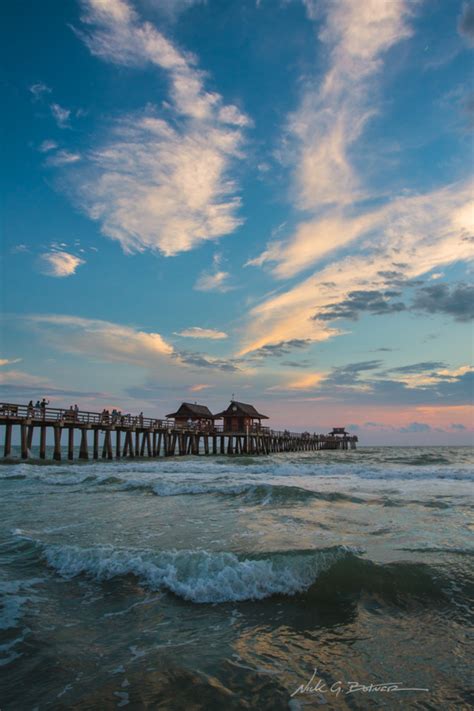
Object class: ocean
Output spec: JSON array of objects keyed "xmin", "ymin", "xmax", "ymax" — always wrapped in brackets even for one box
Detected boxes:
[{"xmin": 0, "ymin": 447, "xmax": 473, "ymax": 709}]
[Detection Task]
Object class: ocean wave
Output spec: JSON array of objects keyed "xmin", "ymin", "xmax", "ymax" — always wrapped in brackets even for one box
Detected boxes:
[
  {"xmin": 38, "ymin": 542, "xmax": 466, "ymax": 607},
  {"xmin": 41, "ymin": 543, "xmax": 357, "ymax": 603},
  {"xmin": 8, "ymin": 532, "xmax": 471, "ymax": 609},
  {"xmin": 122, "ymin": 480, "xmax": 367, "ymax": 505}
]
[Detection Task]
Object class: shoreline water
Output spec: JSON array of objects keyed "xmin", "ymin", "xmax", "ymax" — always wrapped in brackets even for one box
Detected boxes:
[{"xmin": 1, "ymin": 446, "xmax": 473, "ymax": 709}]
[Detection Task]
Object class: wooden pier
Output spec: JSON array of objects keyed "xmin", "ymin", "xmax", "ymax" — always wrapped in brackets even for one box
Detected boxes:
[{"xmin": 0, "ymin": 402, "xmax": 358, "ymax": 461}]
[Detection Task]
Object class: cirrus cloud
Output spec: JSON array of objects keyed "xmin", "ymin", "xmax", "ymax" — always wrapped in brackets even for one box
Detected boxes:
[
  {"xmin": 174, "ymin": 327, "xmax": 228, "ymax": 339},
  {"xmin": 66, "ymin": 0, "xmax": 248, "ymax": 257},
  {"xmin": 38, "ymin": 251, "xmax": 85, "ymax": 277}
]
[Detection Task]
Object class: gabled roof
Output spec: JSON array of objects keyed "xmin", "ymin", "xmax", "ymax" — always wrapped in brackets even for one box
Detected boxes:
[
  {"xmin": 213, "ymin": 400, "xmax": 269, "ymax": 419},
  {"xmin": 166, "ymin": 402, "xmax": 215, "ymax": 419}
]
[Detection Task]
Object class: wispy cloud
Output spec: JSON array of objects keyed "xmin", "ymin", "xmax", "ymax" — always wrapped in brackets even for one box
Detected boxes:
[
  {"xmin": 29, "ymin": 82, "xmax": 51, "ymax": 100},
  {"xmin": 26, "ymin": 313, "xmax": 237, "ymax": 374},
  {"xmin": 175, "ymin": 350, "xmax": 241, "ymax": 372},
  {"xmin": 37, "ymin": 251, "xmax": 85, "ymax": 277},
  {"xmin": 0, "ymin": 369, "xmax": 51, "ymax": 387},
  {"xmin": 0, "ymin": 358, "xmax": 22, "ymax": 367},
  {"xmin": 194, "ymin": 253, "xmax": 234, "ymax": 292},
  {"xmin": 289, "ymin": 0, "xmax": 413, "ymax": 210},
  {"xmin": 248, "ymin": 1, "xmax": 420, "ymax": 279},
  {"xmin": 29, "ymin": 314, "xmax": 174, "ymax": 365},
  {"xmin": 458, "ymin": 1, "xmax": 474, "ymax": 46},
  {"xmin": 398, "ymin": 421, "xmax": 431, "ymax": 433},
  {"xmin": 194, "ymin": 269, "xmax": 232, "ymax": 292},
  {"xmin": 267, "ymin": 358, "xmax": 474, "ymax": 408},
  {"xmin": 50, "ymin": 103, "xmax": 71, "ymax": 128},
  {"xmin": 67, "ymin": 0, "xmax": 248, "ymax": 256},
  {"xmin": 38, "ymin": 139, "xmax": 58, "ymax": 153},
  {"xmin": 240, "ymin": 181, "xmax": 473, "ymax": 353},
  {"xmin": 269, "ymin": 372, "xmax": 327, "ymax": 391},
  {"xmin": 144, "ymin": 0, "xmax": 206, "ymax": 21},
  {"xmin": 46, "ymin": 150, "xmax": 81, "ymax": 167},
  {"xmin": 189, "ymin": 383, "xmax": 213, "ymax": 392},
  {"xmin": 249, "ymin": 210, "xmax": 381, "ymax": 278},
  {"xmin": 174, "ymin": 327, "xmax": 228, "ymax": 339}
]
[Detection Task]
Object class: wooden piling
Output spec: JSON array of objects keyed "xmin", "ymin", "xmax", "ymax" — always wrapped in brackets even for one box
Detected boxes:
[
  {"xmin": 123, "ymin": 430, "xmax": 133, "ymax": 458},
  {"xmin": 53, "ymin": 426, "xmax": 62, "ymax": 461},
  {"xmin": 102, "ymin": 429, "xmax": 112, "ymax": 459},
  {"xmin": 68, "ymin": 428, "xmax": 74, "ymax": 461},
  {"xmin": 140, "ymin": 432, "xmax": 146, "ymax": 457},
  {"xmin": 79, "ymin": 429, "xmax": 89, "ymax": 460},
  {"xmin": 40, "ymin": 425, "xmax": 46, "ymax": 459},
  {"xmin": 93, "ymin": 429, "xmax": 99, "ymax": 460},
  {"xmin": 4, "ymin": 422, "xmax": 12, "ymax": 458},
  {"xmin": 20, "ymin": 424, "xmax": 28, "ymax": 459}
]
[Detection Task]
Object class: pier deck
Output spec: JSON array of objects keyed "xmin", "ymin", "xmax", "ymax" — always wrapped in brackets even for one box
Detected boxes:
[{"xmin": 0, "ymin": 403, "xmax": 357, "ymax": 461}]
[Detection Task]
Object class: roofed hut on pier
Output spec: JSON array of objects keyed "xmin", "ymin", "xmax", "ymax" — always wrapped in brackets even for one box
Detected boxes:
[
  {"xmin": 166, "ymin": 402, "xmax": 215, "ymax": 429},
  {"xmin": 214, "ymin": 400, "xmax": 269, "ymax": 433},
  {"xmin": 330, "ymin": 427, "xmax": 348, "ymax": 437},
  {"xmin": 328, "ymin": 427, "xmax": 358, "ymax": 442}
]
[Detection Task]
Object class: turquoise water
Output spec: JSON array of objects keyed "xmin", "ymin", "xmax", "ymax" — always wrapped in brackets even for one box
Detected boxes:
[{"xmin": 0, "ymin": 447, "xmax": 473, "ymax": 709}]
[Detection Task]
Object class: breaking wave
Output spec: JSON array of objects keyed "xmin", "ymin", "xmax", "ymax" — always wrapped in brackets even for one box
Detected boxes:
[
  {"xmin": 40, "ymin": 543, "xmax": 357, "ymax": 603},
  {"xmin": 14, "ymin": 539, "xmax": 459, "ymax": 607}
]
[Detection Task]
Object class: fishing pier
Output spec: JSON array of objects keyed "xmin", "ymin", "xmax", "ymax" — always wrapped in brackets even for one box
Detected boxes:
[{"xmin": 0, "ymin": 401, "xmax": 358, "ymax": 461}]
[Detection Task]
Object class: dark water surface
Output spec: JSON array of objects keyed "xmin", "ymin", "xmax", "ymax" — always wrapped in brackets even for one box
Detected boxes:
[{"xmin": 1, "ymin": 447, "xmax": 473, "ymax": 709}]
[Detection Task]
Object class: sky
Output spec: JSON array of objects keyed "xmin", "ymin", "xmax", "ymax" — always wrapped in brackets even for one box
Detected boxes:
[{"xmin": 1, "ymin": 0, "xmax": 473, "ymax": 444}]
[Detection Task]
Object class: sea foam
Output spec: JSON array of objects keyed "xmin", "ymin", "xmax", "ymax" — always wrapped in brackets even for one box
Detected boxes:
[{"xmin": 41, "ymin": 544, "xmax": 356, "ymax": 603}]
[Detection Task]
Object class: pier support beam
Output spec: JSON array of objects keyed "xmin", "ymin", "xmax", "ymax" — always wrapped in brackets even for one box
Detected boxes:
[
  {"xmin": 79, "ymin": 429, "xmax": 89, "ymax": 460},
  {"xmin": 4, "ymin": 423, "xmax": 12, "ymax": 458},
  {"xmin": 40, "ymin": 425, "xmax": 46, "ymax": 459},
  {"xmin": 68, "ymin": 428, "xmax": 74, "ymax": 461},
  {"xmin": 116, "ymin": 430, "xmax": 121, "ymax": 459},
  {"xmin": 102, "ymin": 430, "xmax": 113, "ymax": 459},
  {"xmin": 27, "ymin": 425, "xmax": 34, "ymax": 450},
  {"xmin": 53, "ymin": 427, "xmax": 62, "ymax": 461},
  {"xmin": 20, "ymin": 424, "xmax": 28, "ymax": 459},
  {"xmin": 93, "ymin": 429, "xmax": 99, "ymax": 459},
  {"xmin": 123, "ymin": 431, "xmax": 133, "ymax": 458}
]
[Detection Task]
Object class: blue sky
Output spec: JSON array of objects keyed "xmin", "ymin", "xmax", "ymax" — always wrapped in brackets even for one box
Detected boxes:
[{"xmin": 1, "ymin": 0, "xmax": 473, "ymax": 443}]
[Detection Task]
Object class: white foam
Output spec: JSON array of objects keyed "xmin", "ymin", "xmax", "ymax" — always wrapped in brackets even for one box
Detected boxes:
[{"xmin": 41, "ymin": 543, "xmax": 355, "ymax": 603}]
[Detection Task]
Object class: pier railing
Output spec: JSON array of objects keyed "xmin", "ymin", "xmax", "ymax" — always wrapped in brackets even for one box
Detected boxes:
[
  {"xmin": 0, "ymin": 404, "xmax": 309, "ymax": 437},
  {"xmin": 0, "ymin": 403, "xmax": 173, "ymax": 430}
]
